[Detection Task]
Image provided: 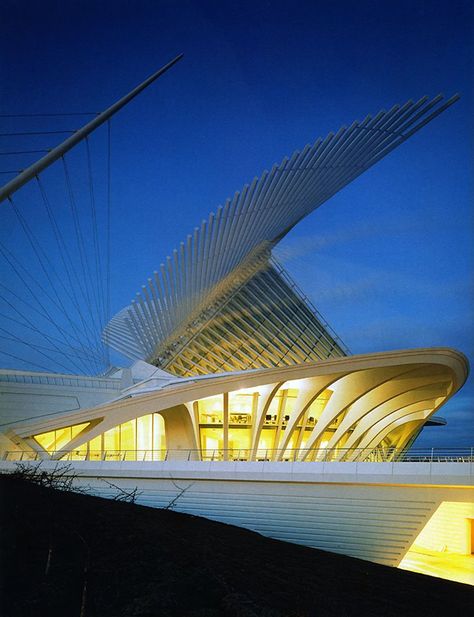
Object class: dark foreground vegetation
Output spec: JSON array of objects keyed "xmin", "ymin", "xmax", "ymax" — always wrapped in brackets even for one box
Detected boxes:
[{"xmin": 1, "ymin": 473, "xmax": 472, "ymax": 617}]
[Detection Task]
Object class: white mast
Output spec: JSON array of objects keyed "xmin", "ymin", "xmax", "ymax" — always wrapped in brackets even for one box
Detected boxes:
[{"xmin": 0, "ymin": 53, "xmax": 183, "ymax": 204}]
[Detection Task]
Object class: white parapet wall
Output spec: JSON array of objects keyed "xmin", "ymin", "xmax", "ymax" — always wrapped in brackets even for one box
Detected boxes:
[{"xmin": 1, "ymin": 459, "xmax": 473, "ymax": 568}]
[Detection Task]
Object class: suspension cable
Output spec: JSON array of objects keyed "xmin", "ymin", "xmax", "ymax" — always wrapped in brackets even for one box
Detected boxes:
[
  {"xmin": 0, "ymin": 240, "xmax": 97, "ymax": 374},
  {"xmin": 61, "ymin": 155, "xmax": 106, "ymax": 346},
  {"xmin": 35, "ymin": 176, "xmax": 107, "ymax": 363},
  {"xmin": 7, "ymin": 194, "xmax": 106, "ymax": 369},
  {"xmin": 105, "ymin": 119, "xmax": 112, "ymax": 366},
  {"xmin": 85, "ymin": 136, "xmax": 107, "ymax": 330}
]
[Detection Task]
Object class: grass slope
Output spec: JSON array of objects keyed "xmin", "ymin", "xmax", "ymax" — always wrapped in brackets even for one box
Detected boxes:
[{"xmin": 0, "ymin": 475, "xmax": 472, "ymax": 616}]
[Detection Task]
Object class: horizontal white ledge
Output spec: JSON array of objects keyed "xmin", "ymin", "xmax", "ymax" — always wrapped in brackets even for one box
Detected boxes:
[{"xmin": 1, "ymin": 460, "xmax": 473, "ymax": 487}]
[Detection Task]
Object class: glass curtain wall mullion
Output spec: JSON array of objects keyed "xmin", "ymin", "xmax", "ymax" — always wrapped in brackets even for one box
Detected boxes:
[
  {"xmin": 224, "ymin": 295, "xmax": 299, "ymax": 366},
  {"xmin": 197, "ymin": 322, "xmax": 259, "ymax": 371},
  {"xmin": 226, "ymin": 313, "xmax": 298, "ymax": 367},
  {"xmin": 272, "ymin": 390, "xmax": 289, "ymax": 459},
  {"xmin": 285, "ymin": 299, "xmax": 343, "ymax": 358},
  {"xmin": 194, "ymin": 332, "xmax": 244, "ymax": 373},
  {"xmin": 254, "ymin": 272, "xmax": 328, "ymax": 357},
  {"xmin": 235, "ymin": 285, "xmax": 311, "ymax": 362},
  {"xmin": 163, "ymin": 344, "xmax": 205, "ymax": 376},
  {"xmin": 230, "ymin": 290, "xmax": 302, "ymax": 359},
  {"xmin": 180, "ymin": 335, "xmax": 222, "ymax": 369},
  {"xmin": 223, "ymin": 392, "xmax": 229, "ymax": 460},
  {"xmin": 285, "ymin": 288, "xmax": 347, "ymax": 355},
  {"xmin": 198, "ymin": 394, "xmax": 224, "ymax": 460},
  {"xmin": 186, "ymin": 329, "xmax": 248, "ymax": 372},
  {"xmin": 34, "ymin": 415, "xmax": 166, "ymax": 461},
  {"xmin": 242, "ymin": 282, "xmax": 318, "ymax": 363},
  {"xmin": 245, "ymin": 276, "xmax": 319, "ymax": 356},
  {"xmin": 208, "ymin": 305, "xmax": 277, "ymax": 369},
  {"xmin": 262, "ymin": 268, "xmax": 342, "ymax": 356},
  {"xmin": 33, "ymin": 422, "xmax": 91, "ymax": 454},
  {"xmin": 169, "ymin": 354, "xmax": 195, "ymax": 376},
  {"xmin": 295, "ymin": 412, "xmax": 310, "ymax": 451},
  {"xmin": 208, "ymin": 319, "xmax": 263, "ymax": 367},
  {"xmin": 226, "ymin": 292, "xmax": 285, "ymax": 351},
  {"xmin": 180, "ymin": 342, "xmax": 225, "ymax": 374}
]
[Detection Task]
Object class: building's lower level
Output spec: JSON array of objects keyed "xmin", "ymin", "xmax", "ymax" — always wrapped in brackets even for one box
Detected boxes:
[
  {"xmin": 1, "ymin": 348, "xmax": 472, "ymax": 584},
  {"xmin": 1, "ymin": 458, "xmax": 472, "ymax": 584}
]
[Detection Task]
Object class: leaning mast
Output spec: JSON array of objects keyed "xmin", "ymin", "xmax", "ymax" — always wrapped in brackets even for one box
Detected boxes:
[{"xmin": 0, "ymin": 53, "xmax": 183, "ymax": 204}]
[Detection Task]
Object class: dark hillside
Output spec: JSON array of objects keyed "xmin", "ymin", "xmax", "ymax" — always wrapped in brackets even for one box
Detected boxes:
[{"xmin": 0, "ymin": 475, "xmax": 472, "ymax": 617}]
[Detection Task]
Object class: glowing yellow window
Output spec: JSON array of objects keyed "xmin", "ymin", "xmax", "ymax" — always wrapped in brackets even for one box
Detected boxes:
[
  {"xmin": 34, "ymin": 422, "xmax": 90, "ymax": 453},
  {"xmin": 152, "ymin": 413, "xmax": 166, "ymax": 456},
  {"xmin": 198, "ymin": 395, "xmax": 223, "ymax": 424},
  {"xmin": 103, "ymin": 426, "xmax": 120, "ymax": 451},
  {"xmin": 229, "ymin": 391, "xmax": 255, "ymax": 425},
  {"xmin": 137, "ymin": 415, "xmax": 152, "ymax": 451},
  {"xmin": 228, "ymin": 428, "xmax": 252, "ymax": 458},
  {"xmin": 200, "ymin": 427, "xmax": 223, "ymax": 459},
  {"xmin": 307, "ymin": 390, "xmax": 333, "ymax": 424}
]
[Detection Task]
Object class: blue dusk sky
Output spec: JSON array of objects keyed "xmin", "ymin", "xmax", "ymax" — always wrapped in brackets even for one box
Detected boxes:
[{"xmin": 0, "ymin": 0, "xmax": 473, "ymax": 447}]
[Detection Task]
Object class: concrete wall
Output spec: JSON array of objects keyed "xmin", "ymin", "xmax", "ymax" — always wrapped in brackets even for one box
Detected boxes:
[{"xmin": 1, "ymin": 459, "xmax": 472, "ymax": 567}]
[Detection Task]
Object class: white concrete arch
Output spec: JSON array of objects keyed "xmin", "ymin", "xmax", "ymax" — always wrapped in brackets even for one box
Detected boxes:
[
  {"xmin": 323, "ymin": 368, "xmax": 451, "ymax": 452},
  {"xmin": 4, "ymin": 348, "xmax": 468, "ymax": 462},
  {"xmin": 300, "ymin": 365, "xmax": 416, "ymax": 459},
  {"xmin": 341, "ymin": 383, "xmax": 448, "ymax": 452},
  {"xmin": 355, "ymin": 409, "xmax": 434, "ymax": 461}
]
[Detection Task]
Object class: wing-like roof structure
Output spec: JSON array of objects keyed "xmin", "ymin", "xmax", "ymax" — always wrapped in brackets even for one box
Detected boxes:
[{"xmin": 103, "ymin": 95, "xmax": 458, "ymax": 376}]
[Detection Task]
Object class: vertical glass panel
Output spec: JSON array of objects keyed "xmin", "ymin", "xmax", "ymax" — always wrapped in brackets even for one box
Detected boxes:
[
  {"xmin": 34, "ymin": 430, "xmax": 56, "ymax": 452},
  {"xmin": 283, "ymin": 388, "xmax": 299, "ymax": 422},
  {"xmin": 70, "ymin": 423, "xmax": 89, "ymax": 439},
  {"xmin": 200, "ymin": 427, "xmax": 223, "ymax": 460},
  {"xmin": 88, "ymin": 435, "xmax": 102, "ymax": 460},
  {"xmin": 307, "ymin": 390, "xmax": 333, "ymax": 423},
  {"xmin": 68, "ymin": 442, "xmax": 88, "ymax": 461},
  {"xmin": 53, "ymin": 427, "xmax": 72, "ymax": 451},
  {"xmin": 229, "ymin": 392, "xmax": 254, "ymax": 425},
  {"xmin": 299, "ymin": 428, "xmax": 312, "ymax": 450},
  {"xmin": 264, "ymin": 393, "xmax": 282, "ymax": 425},
  {"xmin": 103, "ymin": 425, "xmax": 120, "ymax": 452},
  {"xmin": 228, "ymin": 428, "xmax": 252, "ymax": 459},
  {"xmin": 153, "ymin": 413, "xmax": 166, "ymax": 460},
  {"xmin": 198, "ymin": 395, "xmax": 223, "ymax": 424},
  {"xmin": 314, "ymin": 432, "xmax": 333, "ymax": 460},
  {"xmin": 256, "ymin": 427, "xmax": 275, "ymax": 459},
  {"xmin": 120, "ymin": 420, "xmax": 136, "ymax": 455},
  {"xmin": 137, "ymin": 414, "xmax": 152, "ymax": 455},
  {"xmin": 283, "ymin": 430, "xmax": 300, "ymax": 461},
  {"xmin": 34, "ymin": 422, "xmax": 90, "ymax": 453}
]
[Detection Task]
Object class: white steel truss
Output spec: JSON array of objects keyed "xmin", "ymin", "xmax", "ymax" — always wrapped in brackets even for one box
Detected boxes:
[{"xmin": 103, "ymin": 95, "xmax": 458, "ymax": 375}]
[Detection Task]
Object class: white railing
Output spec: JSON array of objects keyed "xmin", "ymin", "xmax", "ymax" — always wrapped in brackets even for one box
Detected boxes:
[{"xmin": 2, "ymin": 447, "xmax": 473, "ymax": 463}]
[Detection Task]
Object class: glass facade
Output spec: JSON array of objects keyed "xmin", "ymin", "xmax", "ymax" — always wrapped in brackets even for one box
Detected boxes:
[
  {"xmin": 34, "ymin": 422, "xmax": 90, "ymax": 452},
  {"xmin": 194, "ymin": 386, "xmax": 334, "ymax": 461},
  {"xmin": 33, "ymin": 414, "xmax": 166, "ymax": 461},
  {"xmin": 30, "ymin": 378, "xmax": 418, "ymax": 463},
  {"xmin": 161, "ymin": 262, "xmax": 348, "ymax": 378}
]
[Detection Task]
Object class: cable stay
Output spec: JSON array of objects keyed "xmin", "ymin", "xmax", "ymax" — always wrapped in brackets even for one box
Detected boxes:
[
  {"xmin": 7, "ymin": 194, "xmax": 106, "ymax": 364},
  {"xmin": 0, "ymin": 55, "xmax": 183, "ymax": 375}
]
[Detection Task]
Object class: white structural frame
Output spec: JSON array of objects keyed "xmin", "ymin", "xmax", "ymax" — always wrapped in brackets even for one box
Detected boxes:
[
  {"xmin": 103, "ymin": 94, "xmax": 460, "ymax": 376},
  {"xmin": 3, "ymin": 348, "xmax": 467, "ymax": 463}
]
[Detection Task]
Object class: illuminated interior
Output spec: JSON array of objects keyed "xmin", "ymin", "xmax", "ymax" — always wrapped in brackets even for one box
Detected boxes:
[
  {"xmin": 193, "ymin": 386, "xmax": 335, "ymax": 460},
  {"xmin": 33, "ymin": 414, "xmax": 166, "ymax": 461},
  {"xmin": 34, "ymin": 422, "xmax": 90, "ymax": 452},
  {"xmin": 399, "ymin": 501, "xmax": 474, "ymax": 585},
  {"xmin": 28, "ymin": 359, "xmax": 458, "ymax": 464}
]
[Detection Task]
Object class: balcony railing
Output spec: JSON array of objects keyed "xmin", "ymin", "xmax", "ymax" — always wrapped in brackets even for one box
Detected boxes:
[{"xmin": 2, "ymin": 447, "xmax": 473, "ymax": 463}]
